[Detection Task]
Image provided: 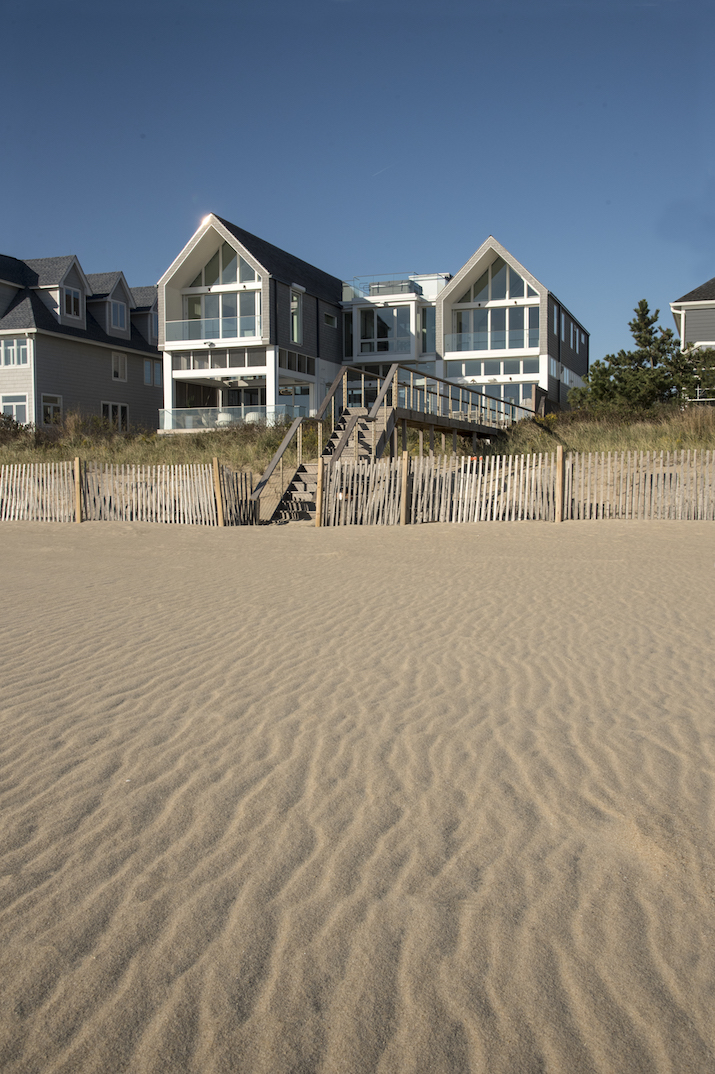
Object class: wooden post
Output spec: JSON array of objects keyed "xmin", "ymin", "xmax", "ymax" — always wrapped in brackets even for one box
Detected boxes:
[
  {"xmin": 212, "ymin": 457, "xmax": 225, "ymax": 527},
  {"xmin": 342, "ymin": 369, "xmax": 348, "ymax": 413},
  {"xmin": 400, "ymin": 450, "xmax": 409, "ymax": 526},
  {"xmin": 401, "ymin": 418, "xmax": 407, "ymax": 453},
  {"xmin": 441, "ymin": 432, "xmax": 446, "ymax": 455},
  {"xmin": 315, "ymin": 458, "xmax": 324, "ymax": 527},
  {"xmin": 392, "ymin": 424, "xmax": 398, "ymax": 458},
  {"xmin": 318, "ymin": 421, "xmax": 322, "ymax": 458},
  {"xmin": 74, "ymin": 456, "xmax": 82, "ymax": 523},
  {"xmin": 555, "ymin": 444, "xmax": 564, "ymax": 523}
]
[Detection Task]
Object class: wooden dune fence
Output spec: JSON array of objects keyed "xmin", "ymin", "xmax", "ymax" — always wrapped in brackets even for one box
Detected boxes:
[
  {"xmin": 0, "ymin": 461, "xmax": 254, "ymax": 526},
  {"xmin": 321, "ymin": 449, "xmax": 715, "ymax": 526}
]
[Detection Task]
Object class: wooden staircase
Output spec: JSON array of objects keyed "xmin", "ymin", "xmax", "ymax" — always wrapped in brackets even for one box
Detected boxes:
[{"xmin": 271, "ymin": 407, "xmax": 394, "ymax": 521}]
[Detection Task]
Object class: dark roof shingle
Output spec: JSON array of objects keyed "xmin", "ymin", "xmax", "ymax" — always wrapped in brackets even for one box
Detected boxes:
[
  {"xmin": 675, "ymin": 276, "xmax": 715, "ymax": 303},
  {"xmin": 215, "ymin": 217, "xmax": 342, "ymax": 305}
]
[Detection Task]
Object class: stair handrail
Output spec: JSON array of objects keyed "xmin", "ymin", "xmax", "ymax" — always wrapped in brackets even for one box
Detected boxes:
[
  {"xmin": 251, "ymin": 416, "xmax": 305, "ymax": 503},
  {"xmin": 367, "ymin": 363, "xmax": 400, "ymax": 420},
  {"xmin": 315, "ymin": 365, "xmax": 349, "ymax": 422}
]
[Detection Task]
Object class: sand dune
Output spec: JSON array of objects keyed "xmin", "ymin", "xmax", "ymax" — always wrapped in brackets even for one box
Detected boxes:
[{"xmin": 1, "ymin": 519, "xmax": 714, "ymax": 1073}]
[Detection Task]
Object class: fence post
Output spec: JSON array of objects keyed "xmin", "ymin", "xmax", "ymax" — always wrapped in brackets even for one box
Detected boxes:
[
  {"xmin": 212, "ymin": 457, "xmax": 225, "ymax": 527},
  {"xmin": 555, "ymin": 444, "xmax": 564, "ymax": 523},
  {"xmin": 317, "ymin": 421, "xmax": 322, "ymax": 458},
  {"xmin": 74, "ymin": 456, "xmax": 82, "ymax": 523},
  {"xmin": 315, "ymin": 457, "xmax": 324, "ymax": 528},
  {"xmin": 400, "ymin": 450, "xmax": 410, "ymax": 525}
]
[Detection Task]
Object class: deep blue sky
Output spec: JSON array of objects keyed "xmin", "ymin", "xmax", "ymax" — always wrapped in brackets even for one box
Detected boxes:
[{"xmin": 4, "ymin": 0, "xmax": 714, "ymax": 359}]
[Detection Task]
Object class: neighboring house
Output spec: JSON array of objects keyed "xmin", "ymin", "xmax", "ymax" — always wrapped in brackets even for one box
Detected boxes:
[
  {"xmin": 670, "ymin": 277, "xmax": 715, "ymax": 350},
  {"xmin": 0, "ymin": 254, "xmax": 161, "ymax": 429},
  {"xmin": 341, "ymin": 236, "xmax": 589, "ymax": 413},
  {"xmin": 158, "ymin": 214, "xmax": 344, "ymax": 429}
]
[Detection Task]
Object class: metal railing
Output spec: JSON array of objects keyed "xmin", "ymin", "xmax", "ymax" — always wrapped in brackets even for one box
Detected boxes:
[{"xmin": 165, "ymin": 316, "xmax": 262, "ymax": 342}]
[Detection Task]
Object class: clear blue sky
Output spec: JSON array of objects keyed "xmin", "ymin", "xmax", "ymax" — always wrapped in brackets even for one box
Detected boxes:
[{"xmin": 4, "ymin": 0, "xmax": 714, "ymax": 360}]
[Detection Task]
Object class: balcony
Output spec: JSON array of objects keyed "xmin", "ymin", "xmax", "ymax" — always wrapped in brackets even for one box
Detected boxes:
[
  {"xmin": 165, "ymin": 316, "xmax": 262, "ymax": 342},
  {"xmin": 444, "ymin": 332, "xmax": 539, "ymax": 353},
  {"xmin": 159, "ymin": 404, "xmax": 307, "ymax": 432}
]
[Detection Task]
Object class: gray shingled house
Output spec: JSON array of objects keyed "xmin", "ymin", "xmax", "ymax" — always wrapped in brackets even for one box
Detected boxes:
[
  {"xmin": 0, "ymin": 254, "xmax": 162, "ymax": 429},
  {"xmin": 158, "ymin": 214, "xmax": 344, "ymax": 429},
  {"xmin": 670, "ymin": 276, "xmax": 715, "ymax": 351}
]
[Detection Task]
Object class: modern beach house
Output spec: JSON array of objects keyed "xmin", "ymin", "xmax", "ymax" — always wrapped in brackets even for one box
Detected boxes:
[
  {"xmin": 158, "ymin": 217, "xmax": 589, "ymax": 431},
  {"xmin": 0, "ymin": 254, "xmax": 162, "ymax": 429}
]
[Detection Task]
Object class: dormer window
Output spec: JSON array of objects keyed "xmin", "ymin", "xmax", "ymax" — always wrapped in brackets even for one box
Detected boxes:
[
  {"xmin": 111, "ymin": 301, "xmax": 127, "ymax": 330},
  {"xmin": 64, "ymin": 287, "xmax": 81, "ymax": 318}
]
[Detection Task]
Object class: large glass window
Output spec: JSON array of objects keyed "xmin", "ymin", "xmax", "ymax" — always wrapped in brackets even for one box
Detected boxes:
[
  {"xmin": 190, "ymin": 245, "xmax": 260, "ymax": 287},
  {"xmin": 449, "ymin": 306, "xmax": 538, "ymax": 351},
  {"xmin": 491, "ymin": 308, "xmax": 506, "ymax": 349},
  {"xmin": 183, "ymin": 291, "xmax": 260, "ymax": 338},
  {"xmin": 359, "ymin": 306, "xmax": 410, "ymax": 354},
  {"xmin": 529, "ymin": 307, "xmax": 539, "ymax": 348},
  {"xmin": 456, "ymin": 262, "xmax": 537, "ymax": 303},
  {"xmin": 421, "ymin": 307, "xmax": 435, "ymax": 353},
  {"xmin": 508, "ymin": 307, "xmax": 524, "ymax": 349}
]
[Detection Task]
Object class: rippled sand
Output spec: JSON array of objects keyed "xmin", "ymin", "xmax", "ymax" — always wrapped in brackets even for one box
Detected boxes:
[{"xmin": 1, "ymin": 519, "xmax": 714, "ymax": 1073}]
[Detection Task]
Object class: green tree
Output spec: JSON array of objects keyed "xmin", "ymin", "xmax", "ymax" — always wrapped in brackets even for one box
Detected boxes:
[{"xmin": 570, "ymin": 300, "xmax": 682, "ymax": 411}]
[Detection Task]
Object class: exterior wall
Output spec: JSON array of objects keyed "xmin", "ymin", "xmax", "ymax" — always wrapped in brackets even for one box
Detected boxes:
[
  {"xmin": 684, "ymin": 307, "xmax": 715, "ymax": 344},
  {"xmin": 34, "ymin": 334, "xmax": 163, "ymax": 429},
  {"xmin": 274, "ymin": 280, "xmax": 318, "ymax": 356},
  {"xmin": 0, "ymin": 338, "xmax": 34, "ymax": 420},
  {"xmin": 0, "ymin": 283, "xmax": 19, "ymax": 317},
  {"xmin": 317, "ymin": 298, "xmax": 343, "ymax": 365}
]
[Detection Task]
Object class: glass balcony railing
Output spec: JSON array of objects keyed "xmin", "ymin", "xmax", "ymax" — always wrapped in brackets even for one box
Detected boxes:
[
  {"xmin": 165, "ymin": 316, "xmax": 262, "ymax": 342},
  {"xmin": 159, "ymin": 404, "xmax": 307, "ymax": 431}
]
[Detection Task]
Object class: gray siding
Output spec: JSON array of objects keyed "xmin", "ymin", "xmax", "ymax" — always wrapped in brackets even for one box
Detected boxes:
[
  {"xmin": 64, "ymin": 265, "xmax": 84, "ymax": 290},
  {"xmin": 317, "ymin": 299, "xmax": 343, "ymax": 364},
  {"xmin": 274, "ymin": 280, "xmax": 319, "ymax": 356},
  {"xmin": 34, "ymin": 335, "xmax": 163, "ymax": 429},
  {"xmin": 547, "ymin": 296, "xmax": 588, "ymax": 378},
  {"xmin": 684, "ymin": 308, "xmax": 715, "ymax": 343},
  {"xmin": 87, "ymin": 300, "xmax": 108, "ymax": 333}
]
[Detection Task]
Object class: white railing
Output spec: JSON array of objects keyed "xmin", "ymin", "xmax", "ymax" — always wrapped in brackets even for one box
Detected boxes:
[{"xmin": 159, "ymin": 405, "xmax": 307, "ymax": 431}]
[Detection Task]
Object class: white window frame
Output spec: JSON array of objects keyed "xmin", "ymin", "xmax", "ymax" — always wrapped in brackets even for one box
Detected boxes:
[
  {"xmin": 42, "ymin": 394, "xmax": 62, "ymax": 424},
  {"xmin": 111, "ymin": 301, "xmax": 127, "ymax": 330},
  {"xmin": 291, "ymin": 289, "xmax": 303, "ymax": 345},
  {"xmin": 112, "ymin": 352, "xmax": 127, "ymax": 382},
  {"xmin": 64, "ymin": 287, "xmax": 81, "ymax": 318},
  {"xmin": 1, "ymin": 338, "xmax": 29, "ymax": 366},
  {"xmin": 2, "ymin": 394, "xmax": 28, "ymax": 423},
  {"xmin": 102, "ymin": 401, "xmax": 128, "ymax": 430}
]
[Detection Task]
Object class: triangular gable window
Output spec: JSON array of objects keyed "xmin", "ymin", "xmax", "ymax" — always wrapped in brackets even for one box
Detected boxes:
[
  {"xmin": 527, "ymin": 284, "xmax": 537, "ymax": 297},
  {"xmin": 455, "ymin": 263, "xmax": 534, "ymax": 303},
  {"xmin": 190, "ymin": 242, "xmax": 261, "ymax": 287}
]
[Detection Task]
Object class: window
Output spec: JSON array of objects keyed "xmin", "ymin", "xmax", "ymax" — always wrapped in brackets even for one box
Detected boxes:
[
  {"xmin": 189, "ymin": 243, "xmax": 260, "ymax": 287},
  {"xmin": 323, "ymin": 312, "xmax": 337, "ymax": 328},
  {"xmin": 102, "ymin": 402, "xmax": 128, "ymax": 430},
  {"xmin": 278, "ymin": 350, "xmax": 316, "ymax": 375},
  {"xmin": 144, "ymin": 359, "xmax": 162, "ymax": 386},
  {"xmin": 360, "ymin": 306, "xmax": 410, "ymax": 354},
  {"xmin": 112, "ymin": 352, "xmax": 127, "ymax": 381},
  {"xmin": 64, "ymin": 287, "xmax": 81, "ymax": 318},
  {"xmin": 111, "ymin": 301, "xmax": 126, "ymax": 330},
  {"xmin": 456, "ymin": 262, "xmax": 536, "ymax": 304},
  {"xmin": 1, "ymin": 339, "xmax": 29, "ymax": 365},
  {"xmin": 550, "ymin": 357, "xmax": 560, "ymax": 379},
  {"xmin": 182, "ymin": 291, "xmax": 260, "ymax": 339},
  {"xmin": 42, "ymin": 394, "xmax": 62, "ymax": 424},
  {"xmin": 553, "ymin": 304, "xmax": 559, "ymax": 335},
  {"xmin": 291, "ymin": 290, "xmax": 302, "ymax": 344},
  {"xmin": 561, "ymin": 312, "xmax": 566, "ymax": 342},
  {"xmin": 529, "ymin": 308, "xmax": 539, "ymax": 348},
  {"xmin": 421, "ymin": 307, "xmax": 436, "ymax": 353},
  {"xmin": 2, "ymin": 395, "xmax": 27, "ymax": 423}
]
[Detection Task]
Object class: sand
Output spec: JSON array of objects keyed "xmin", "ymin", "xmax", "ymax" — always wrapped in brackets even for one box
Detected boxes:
[{"xmin": 1, "ymin": 519, "xmax": 714, "ymax": 1074}]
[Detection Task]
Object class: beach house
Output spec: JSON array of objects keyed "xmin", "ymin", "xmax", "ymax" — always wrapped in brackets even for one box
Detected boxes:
[
  {"xmin": 670, "ymin": 276, "xmax": 715, "ymax": 350},
  {"xmin": 0, "ymin": 254, "xmax": 162, "ymax": 429},
  {"xmin": 158, "ymin": 218, "xmax": 589, "ymax": 431}
]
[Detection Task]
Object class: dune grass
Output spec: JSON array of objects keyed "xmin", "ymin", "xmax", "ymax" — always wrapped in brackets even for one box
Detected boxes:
[{"xmin": 2, "ymin": 407, "xmax": 715, "ymax": 473}]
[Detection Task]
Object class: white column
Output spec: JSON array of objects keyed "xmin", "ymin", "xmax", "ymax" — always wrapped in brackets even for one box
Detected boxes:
[
  {"xmin": 163, "ymin": 351, "xmax": 174, "ymax": 409},
  {"xmin": 265, "ymin": 345, "xmax": 278, "ymax": 415}
]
